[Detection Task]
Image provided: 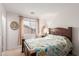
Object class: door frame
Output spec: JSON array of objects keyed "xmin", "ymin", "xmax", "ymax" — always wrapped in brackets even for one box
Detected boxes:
[{"xmin": 0, "ymin": 11, "xmax": 2, "ymax": 55}]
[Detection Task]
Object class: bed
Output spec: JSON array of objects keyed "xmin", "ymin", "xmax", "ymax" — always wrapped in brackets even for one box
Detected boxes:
[{"xmin": 22, "ymin": 27, "xmax": 72, "ymax": 56}]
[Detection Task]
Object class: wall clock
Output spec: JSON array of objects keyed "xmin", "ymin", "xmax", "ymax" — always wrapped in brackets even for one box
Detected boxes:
[{"xmin": 10, "ymin": 21, "xmax": 19, "ymax": 30}]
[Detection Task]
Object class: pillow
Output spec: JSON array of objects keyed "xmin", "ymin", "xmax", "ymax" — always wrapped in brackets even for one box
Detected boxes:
[{"xmin": 44, "ymin": 34, "xmax": 54, "ymax": 39}]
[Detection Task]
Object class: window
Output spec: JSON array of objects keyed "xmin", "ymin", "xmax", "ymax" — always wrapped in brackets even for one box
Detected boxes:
[{"xmin": 23, "ymin": 18, "xmax": 39, "ymax": 39}]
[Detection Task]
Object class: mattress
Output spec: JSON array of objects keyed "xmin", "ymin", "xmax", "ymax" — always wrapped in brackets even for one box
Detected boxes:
[{"xmin": 24, "ymin": 34, "xmax": 72, "ymax": 56}]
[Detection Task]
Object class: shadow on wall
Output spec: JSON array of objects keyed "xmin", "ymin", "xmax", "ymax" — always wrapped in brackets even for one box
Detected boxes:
[{"xmin": 72, "ymin": 27, "xmax": 79, "ymax": 55}]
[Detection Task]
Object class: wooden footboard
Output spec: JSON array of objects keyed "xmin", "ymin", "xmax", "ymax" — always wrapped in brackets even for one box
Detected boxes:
[
  {"xmin": 22, "ymin": 39, "xmax": 25, "ymax": 53},
  {"xmin": 22, "ymin": 39, "xmax": 36, "ymax": 56}
]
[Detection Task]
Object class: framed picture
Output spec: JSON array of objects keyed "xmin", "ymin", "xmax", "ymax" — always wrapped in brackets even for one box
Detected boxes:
[{"xmin": 10, "ymin": 21, "xmax": 19, "ymax": 30}]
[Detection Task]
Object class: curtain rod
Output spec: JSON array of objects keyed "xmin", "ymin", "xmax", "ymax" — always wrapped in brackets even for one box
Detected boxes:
[{"xmin": 23, "ymin": 16, "xmax": 39, "ymax": 20}]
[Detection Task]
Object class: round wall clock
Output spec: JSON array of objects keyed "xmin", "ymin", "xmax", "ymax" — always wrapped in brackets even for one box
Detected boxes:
[{"xmin": 10, "ymin": 21, "xmax": 19, "ymax": 30}]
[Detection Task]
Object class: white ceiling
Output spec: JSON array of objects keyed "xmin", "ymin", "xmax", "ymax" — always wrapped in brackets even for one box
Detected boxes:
[{"xmin": 3, "ymin": 3, "xmax": 79, "ymax": 18}]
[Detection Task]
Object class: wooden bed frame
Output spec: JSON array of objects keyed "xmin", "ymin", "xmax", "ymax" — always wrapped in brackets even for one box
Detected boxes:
[{"xmin": 22, "ymin": 27, "xmax": 72, "ymax": 56}]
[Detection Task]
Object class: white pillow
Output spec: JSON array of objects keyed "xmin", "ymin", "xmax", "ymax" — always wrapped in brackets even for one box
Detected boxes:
[{"xmin": 44, "ymin": 34, "xmax": 54, "ymax": 39}]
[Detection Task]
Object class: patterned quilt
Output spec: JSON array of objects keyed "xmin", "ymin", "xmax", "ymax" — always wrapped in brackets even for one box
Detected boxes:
[{"xmin": 24, "ymin": 34, "xmax": 72, "ymax": 56}]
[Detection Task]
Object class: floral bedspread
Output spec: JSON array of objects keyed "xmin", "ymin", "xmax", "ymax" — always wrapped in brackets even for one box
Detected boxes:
[{"xmin": 24, "ymin": 34, "xmax": 72, "ymax": 56}]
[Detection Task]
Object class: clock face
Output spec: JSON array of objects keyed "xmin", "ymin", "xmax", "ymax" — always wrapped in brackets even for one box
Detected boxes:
[{"xmin": 10, "ymin": 21, "xmax": 19, "ymax": 30}]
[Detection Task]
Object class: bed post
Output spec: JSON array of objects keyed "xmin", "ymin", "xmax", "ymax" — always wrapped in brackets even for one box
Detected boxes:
[
  {"xmin": 68, "ymin": 27, "xmax": 72, "ymax": 55},
  {"xmin": 22, "ymin": 39, "xmax": 25, "ymax": 53},
  {"xmin": 68, "ymin": 27, "xmax": 72, "ymax": 41}
]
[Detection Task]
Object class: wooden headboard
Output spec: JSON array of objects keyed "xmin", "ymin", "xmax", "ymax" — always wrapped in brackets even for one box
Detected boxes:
[{"xmin": 49, "ymin": 27, "xmax": 72, "ymax": 41}]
